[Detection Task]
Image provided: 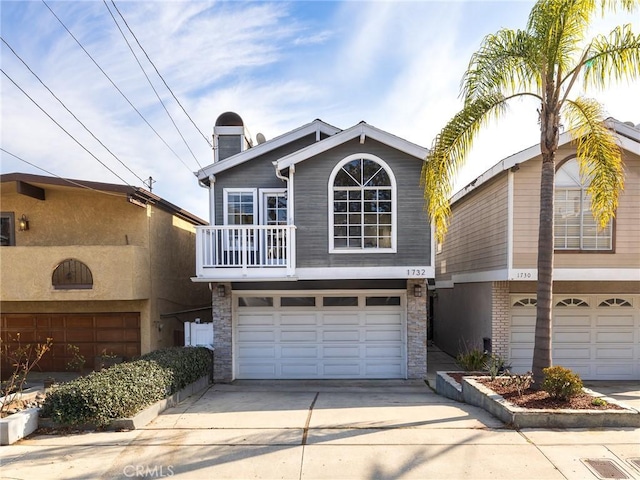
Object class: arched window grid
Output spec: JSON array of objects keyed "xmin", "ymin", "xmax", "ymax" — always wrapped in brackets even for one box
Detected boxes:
[
  {"xmin": 52, "ymin": 258, "xmax": 93, "ymax": 290},
  {"xmin": 328, "ymin": 154, "xmax": 397, "ymax": 253},
  {"xmin": 598, "ymin": 298, "xmax": 632, "ymax": 307},
  {"xmin": 556, "ymin": 298, "xmax": 589, "ymax": 307},
  {"xmin": 512, "ymin": 298, "xmax": 537, "ymax": 307}
]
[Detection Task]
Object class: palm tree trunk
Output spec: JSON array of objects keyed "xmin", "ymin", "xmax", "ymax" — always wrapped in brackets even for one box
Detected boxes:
[
  {"xmin": 532, "ymin": 102, "xmax": 559, "ymax": 388},
  {"xmin": 533, "ymin": 156, "xmax": 555, "ymax": 388}
]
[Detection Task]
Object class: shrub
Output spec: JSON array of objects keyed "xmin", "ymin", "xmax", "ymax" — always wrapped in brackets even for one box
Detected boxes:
[
  {"xmin": 456, "ymin": 348, "xmax": 488, "ymax": 371},
  {"xmin": 41, "ymin": 346, "xmax": 211, "ymax": 427},
  {"xmin": 484, "ymin": 353, "xmax": 509, "ymax": 380},
  {"xmin": 541, "ymin": 366, "xmax": 583, "ymax": 401},
  {"xmin": 499, "ymin": 371, "xmax": 533, "ymax": 397}
]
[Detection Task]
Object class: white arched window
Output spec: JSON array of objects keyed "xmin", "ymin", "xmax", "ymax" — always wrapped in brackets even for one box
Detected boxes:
[
  {"xmin": 328, "ymin": 154, "xmax": 396, "ymax": 253},
  {"xmin": 554, "ymin": 158, "xmax": 612, "ymax": 251}
]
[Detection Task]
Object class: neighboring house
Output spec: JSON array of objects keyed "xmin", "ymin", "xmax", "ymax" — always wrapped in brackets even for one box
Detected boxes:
[
  {"xmin": 0, "ymin": 173, "xmax": 211, "ymax": 372},
  {"xmin": 194, "ymin": 112, "xmax": 433, "ymax": 382},
  {"xmin": 434, "ymin": 119, "xmax": 640, "ymax": 381}
]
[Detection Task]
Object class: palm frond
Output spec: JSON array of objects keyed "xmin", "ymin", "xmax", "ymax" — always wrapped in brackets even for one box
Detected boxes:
[
  {"xmin": 528, "ymin": 0, "xmax": 593, "ymax": 83},
  {"xmin": 422, "ymin": 93, "xmax": 509, "ymax": 242},
  {"xmin": 462, "ymin": 29, "xmax": 541, "ymax": 103},
  {"xmin": 562, "ymin": 97, "xmax": 624, "ymax": 227},
  {"xmin": 582, "ymin": 24, "xmax": 640, "ymax": 88}
]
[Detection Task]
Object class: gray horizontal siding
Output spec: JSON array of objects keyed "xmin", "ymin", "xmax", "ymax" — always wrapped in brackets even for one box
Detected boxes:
[
  {"xmin": 213, "ymin": 134, "xmax": 317, "ymax": 224},
  {"xmin": 294, "ymin": 138, "xmax": 431, "ymax": 267}
]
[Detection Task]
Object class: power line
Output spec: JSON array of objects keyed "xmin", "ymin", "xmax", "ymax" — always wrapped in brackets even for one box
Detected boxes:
[
  {"xmin": 1, "ymin": 36, "xmax": 147, "ymax": 186},
  {"xmin": 41, "ymin": 0, "xmax": 196, "ymax": 176},
  {"xmin": 1, "ymin": 148, "xmax": 129, "ymax": 198},
  {"xmin": 110, "ymin": 0, "xmax": 212, "ymax": 151},
  {"xmin": 1, "ymin": 68, "xmax": 132, "ymax": 186},
  {"xmin": 103, "ymin": 0, "xmax": 203, "ymax": 171}
]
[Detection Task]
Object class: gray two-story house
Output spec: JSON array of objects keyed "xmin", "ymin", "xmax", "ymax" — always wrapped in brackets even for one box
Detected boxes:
[{"xmin": 194, "ymin": 112, "xmax": 433, "ymax": 382}]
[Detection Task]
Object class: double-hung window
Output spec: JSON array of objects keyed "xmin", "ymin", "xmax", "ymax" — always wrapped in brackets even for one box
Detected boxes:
[
  {"xmin": 554, "ymin": 158, "xmax": 613, "ymax": 251},
  {"xmin": 329, "ymin": 154, "xmax": 396, "ymax": 252}
]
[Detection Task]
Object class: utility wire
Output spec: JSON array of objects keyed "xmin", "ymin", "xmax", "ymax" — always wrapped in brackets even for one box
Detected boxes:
[
  {"xmin": 1, "ymin": 36, "xmax": 147, "ymax": 186},
  {"xmin": 104, "ymin": 0, "xmax": 203, "ymax": 171},
  {"xmin": 1, "ymin": 68, "xmax": 132, "ymax": 186},
  {"xmin": 41, "ymin": 0, "xmax": 195, "ymax": 176},
  {"xmin": 110, "ymin": 0, "xmax": 212, "ymax": 151},
  {"xmin": 1, "ymin": 148, "xmax": 130, "ymax": 198}
]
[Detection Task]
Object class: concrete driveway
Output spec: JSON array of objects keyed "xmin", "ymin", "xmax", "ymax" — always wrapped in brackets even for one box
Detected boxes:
[{"xmin": 2, "ymin": 380, "xmax": 639, "ymax": 480}]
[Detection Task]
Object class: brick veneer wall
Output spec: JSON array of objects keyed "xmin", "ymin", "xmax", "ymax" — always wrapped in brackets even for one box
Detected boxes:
[
  {"xmin": 407, "ymin": 279, "xmax": 427, "ymax": 379},
  {"xmin": 491, "ymin": 281, "xmax": 510, "ymax": 359},
  {"xmin": 211, "ymin": 282, "xmax": 233, "ymax": 382}
]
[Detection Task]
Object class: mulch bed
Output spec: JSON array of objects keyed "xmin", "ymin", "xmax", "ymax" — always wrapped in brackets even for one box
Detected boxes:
[{"xmin": 446, "ymin": 373, "xmax": 624, "ymax": 410}]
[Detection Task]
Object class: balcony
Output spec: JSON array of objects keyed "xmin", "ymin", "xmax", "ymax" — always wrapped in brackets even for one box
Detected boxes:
[{"xmin": 195, "ymin": 225, "xmax": 296, "ymax": 280}]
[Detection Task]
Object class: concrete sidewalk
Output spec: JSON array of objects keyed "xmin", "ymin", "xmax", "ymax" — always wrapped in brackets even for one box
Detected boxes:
[{"xmin": 2, "ymin": 379, "xmax": 639, "ymax": 480}]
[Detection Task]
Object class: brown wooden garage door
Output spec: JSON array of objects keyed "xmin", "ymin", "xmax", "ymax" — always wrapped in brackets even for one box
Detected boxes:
[{"xmin": 1, "ymin": 313, "xmax": 140, "ymax": 374}]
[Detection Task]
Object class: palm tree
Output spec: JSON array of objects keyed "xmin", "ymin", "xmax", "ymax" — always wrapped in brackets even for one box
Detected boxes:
[{"xmin": 422, "ymin": 0, "xmax": 640, "ymax": 387}]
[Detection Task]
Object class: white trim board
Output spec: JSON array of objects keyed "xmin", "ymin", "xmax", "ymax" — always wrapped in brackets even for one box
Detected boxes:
[
  {"xmin": 277, "ymin": 122, "xmax": 428, "ymax": 169},
  {"xmin": 296, "ymin": 266, "xmax": 434, "ymax": 280},
  {"xmin": 198, "ymin": 119, "xmax": 341, "ymax": 178}
]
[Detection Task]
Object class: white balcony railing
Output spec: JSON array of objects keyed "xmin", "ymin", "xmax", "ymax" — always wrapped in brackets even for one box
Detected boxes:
[{"xmin": 196, "ymin": 225, "xmax": 296, "ymax": 279}]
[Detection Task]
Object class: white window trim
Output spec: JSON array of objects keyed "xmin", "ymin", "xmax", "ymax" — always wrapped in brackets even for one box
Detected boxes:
[
  {"xmin": 327, "ymin": 153, "xmax": 397, "ymax": 254},
  {"xmin": 259, "ymin": 188, "xmax": 288, "ymax": 225},
  {"xmin": 223, "ymin": 188, "xmax": 258, "ymax": 226}
]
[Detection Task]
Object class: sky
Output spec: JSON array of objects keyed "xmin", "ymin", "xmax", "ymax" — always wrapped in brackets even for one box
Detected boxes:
[{"xmin": 1, "ymin": 0, "xmax": 638, "ymax": 221}]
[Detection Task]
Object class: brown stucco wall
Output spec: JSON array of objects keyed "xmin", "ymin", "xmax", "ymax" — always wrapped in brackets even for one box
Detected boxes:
[{"xmin": 1, "ymin": 178, "xmax": 209, "ymax": 356}]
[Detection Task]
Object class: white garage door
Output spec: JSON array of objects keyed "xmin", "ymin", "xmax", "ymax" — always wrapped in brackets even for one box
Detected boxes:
[
  {"xmin": 234, "ymin": 292, "xmax": 406, "ymax": 379},
  {"xmin": 510, "ymin": 295, "xmax": 640, "ymax": 380}
]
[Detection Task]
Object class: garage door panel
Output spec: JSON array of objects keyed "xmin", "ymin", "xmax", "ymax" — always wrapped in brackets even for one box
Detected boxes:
[
  {"xmin": 554, "ymin": 316, "xmax": 590, "ymax": 327},
  {"xmin": 595, "ymin": 364, "xmax": 634, "ymax": 378},
  {"xmin": 554, "ymin": 347, "xmax": 591, "ymax": 359},
  {"xmin": 281, "ymin": 314, "xmax": 316, "ymax": 325},
  {"xmin": 323, "ymin": 330, "xmax": 359, "ymax": 341},
  {"xmin": 366, "ymin": 345, "xmax": 403, "ymax": 358},
  {"xmin": 324, "ymin": 363, "xmax": 361, "ymax": 376},
  {"xmin": 595, "ymin": 347, "xmax": 634, "ymax": 359},
  {"xmin": 366, "ymin": 313, "xmax": 402, "ymax": 325},
  {"xmin": 66, "ymin": 317, "xmax": 94, "ymax": 328},
  {"xmin": 238, "ymin": 315, "xmax": 275, "ymax": 326},
  {"xmin": 281, "ymin": 346, "xmax": 317, "ymax": 358},
  {"xmin": 238, "ymin": 363, "xmax": 277, "ymax": 377},
  {"xmin": 511, "ymin": 331, "xmax": 533, "ymax": 342},
  {"xmin": 237, "ymin": 330, "xmax": 276, "ymax": 342},
  {"xmin": 511, "ymin": 315, "xmax": 534, "ymax": 327},
  {"xmin": 597, "ymin": 315, "xmax": 634, "ymax": 327},
  {"xmin": 596, "ymin": 331, "xmax": 634, "ymax": 343},
  {"xmin": 510, "ymin": 347, "xmax": 533, "ymax": 359},
  {"xmin": 554, "ymin": 331, "xmax": 590, "ymax": 343},
  {"xmin": 323, "ymin": 346, "xmax": 360, "ymax": 358},
  {"xmin": 281, "ymin": 364, "xmax": 320, "ymax": 376},
  {"xmin": 66, "ymin": 330, "xmax": 95, "ymax": 342},
  {"xmin": 365, "ymin": 329, "xmax": 402, "ymax": 342},
  {"xmin": 239, "ymin": 346, "xmax": 276, "ymax": 358},
  {"xmin": 281, "ymin": 330, "xmax": 317, "ymax": 342},
  {"xmin": 323, "ymin": 314, "xmax": 359, "ymax": 325}
]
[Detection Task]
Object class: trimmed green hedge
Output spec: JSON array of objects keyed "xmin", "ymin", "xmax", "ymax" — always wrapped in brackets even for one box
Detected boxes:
[{"xmin": 41, "ymin": 346, "xmax": 211, "ymax": 427}]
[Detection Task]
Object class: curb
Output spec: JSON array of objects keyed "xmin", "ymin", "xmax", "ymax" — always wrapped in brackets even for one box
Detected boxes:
[{"xmin": 462, "ymin": 377, "xmax": 640, "ymax": 428}]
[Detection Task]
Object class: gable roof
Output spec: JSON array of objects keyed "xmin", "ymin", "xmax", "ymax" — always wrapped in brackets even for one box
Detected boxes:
[
  {"xmin": 276, "ymin": 122, "xmax": 428, "ymax": 170},
  {"xmin": 0, "ymin": 172, "xmax": 207, "ymax": 225},
  {"xmin": 450, "ymin": 118, "xmax": 640, "ymax": 204},
  {"xmin": 197, "ymin": 119, "xmax": 341, "ymax": 181}
]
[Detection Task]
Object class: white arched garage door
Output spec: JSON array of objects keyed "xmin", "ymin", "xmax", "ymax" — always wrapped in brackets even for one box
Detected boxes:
[
  {"xmin": 510, "ymin": 295, "xmax": 640, "ymax": 380},
  {"xmin": 234, "ymin": 291, "xmax": 407, "ymax": 379}
]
